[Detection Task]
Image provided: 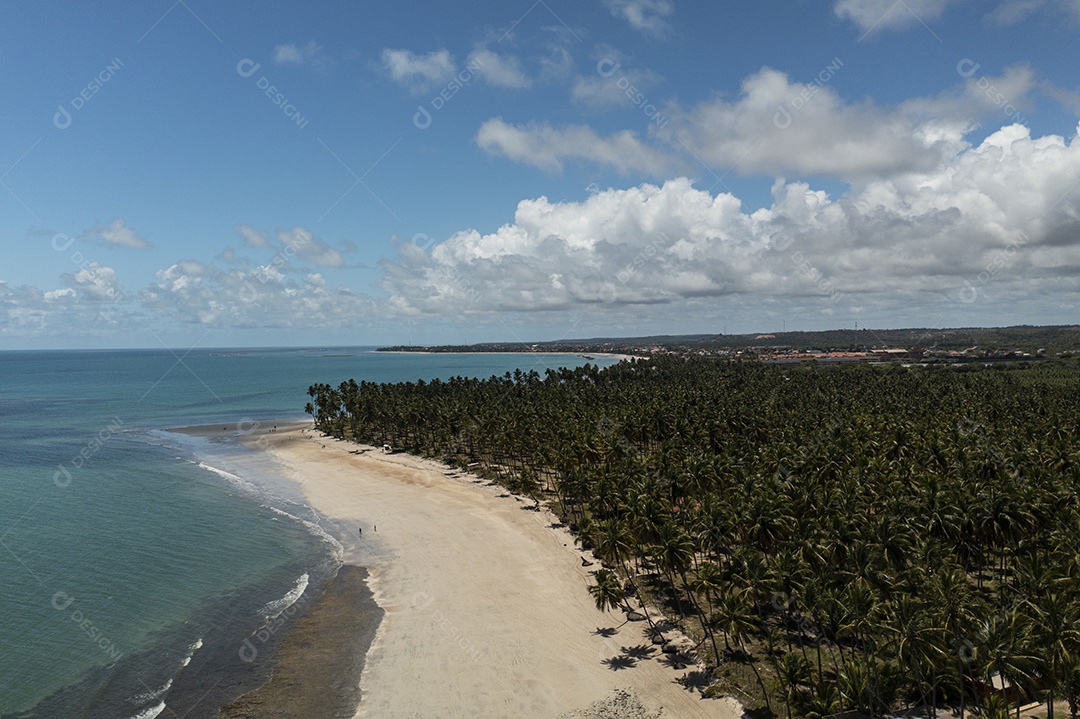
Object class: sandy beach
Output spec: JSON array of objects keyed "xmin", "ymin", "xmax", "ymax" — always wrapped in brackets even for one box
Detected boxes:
[{"xmin": 238, "ymin": 422, "xmax": 743, "ymax": 719}]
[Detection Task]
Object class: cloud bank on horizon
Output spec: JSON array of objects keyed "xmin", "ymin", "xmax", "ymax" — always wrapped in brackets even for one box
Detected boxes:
[{"xmin": 1, "ymin": 0, "xmax": 1078, "ymax": 347}]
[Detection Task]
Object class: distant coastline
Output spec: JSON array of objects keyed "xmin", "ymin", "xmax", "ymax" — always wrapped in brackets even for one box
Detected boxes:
[
  {"xmin": 376, "ymin": 349, "xmax": 645, "ymax": 361},
  {"xmin": 376, "ymin": 324, "xmax": 1080, "ymax": 363}
]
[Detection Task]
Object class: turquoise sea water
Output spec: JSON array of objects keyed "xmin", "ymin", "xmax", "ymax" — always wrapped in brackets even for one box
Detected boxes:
[{"xmin": 0, "ymin": 348, "xmax": 617, "ymax": 718}]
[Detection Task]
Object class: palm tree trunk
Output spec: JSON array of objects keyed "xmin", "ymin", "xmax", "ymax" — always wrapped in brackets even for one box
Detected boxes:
[{"xmin": 742, "ymin": 638, "xmax": 773, "ymax": 714}]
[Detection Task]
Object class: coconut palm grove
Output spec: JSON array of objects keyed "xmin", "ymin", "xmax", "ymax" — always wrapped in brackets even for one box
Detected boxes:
[{"xmin": 306, "ymin": 357, "xmax": 1080, "ymax": 719}]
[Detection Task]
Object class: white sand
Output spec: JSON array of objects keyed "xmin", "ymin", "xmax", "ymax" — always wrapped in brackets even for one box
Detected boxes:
[{"xmin": 249, "ymin": 425, "xmax": 743, "ymax": 719}]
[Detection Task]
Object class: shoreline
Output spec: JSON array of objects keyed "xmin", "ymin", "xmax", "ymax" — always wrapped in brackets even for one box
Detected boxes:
[
  {"xmin": 219, "ymin": 565, "xmax": 382, "ymax": 719},
  {"xmin": 159, "ymin": 422, "xmax": 379, "ymax": 719},
  {"xmin": 212, "ymin": 419, "xmax": 742, "ymax": 719}
]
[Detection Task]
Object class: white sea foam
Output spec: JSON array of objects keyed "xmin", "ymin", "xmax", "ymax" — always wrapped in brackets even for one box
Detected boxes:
[
  {"xmin": 126, "ymin": 636, "xmax": 202, "ymax": 707},
  {"xmin": 180, "ymin": 637, "xmax": 203, "ymax": 667},
  {"xmin": 197, "ymin": 462, "xmax": 259, "ymax": 493},
  {"xmin": 265, "ymin": 504, "xmax": 345, "ymax": 559},
  {"xmin": 260, "ymin": 572, "xmax": 309, "ymax": 619},
  {"xmin": 129, "ymin": 679, "xmax": 172, "ymax": 704},
  {"xmin": 196, "ymin": 462, "xmax": 342, "ymax": 555},
  {"xmin": 125, "ymin": 700, "xmax": 166, "ymax": 719}
]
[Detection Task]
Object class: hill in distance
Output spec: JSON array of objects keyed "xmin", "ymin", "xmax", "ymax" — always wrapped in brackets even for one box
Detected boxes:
[{"xmin": 379, "ymin": 324, "xmax": 1080, "ymax": 357}]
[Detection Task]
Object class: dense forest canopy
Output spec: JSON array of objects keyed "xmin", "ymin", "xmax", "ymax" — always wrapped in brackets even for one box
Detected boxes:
[{"xmin": 307, "ymin": 358, "xmax": 1080, "ymax": 719}]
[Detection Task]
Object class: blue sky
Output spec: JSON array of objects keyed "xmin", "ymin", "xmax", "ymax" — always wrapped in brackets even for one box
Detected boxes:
[{"xmin": 1, "ymin": 0, "xmax": 1078, "ymax": 349}]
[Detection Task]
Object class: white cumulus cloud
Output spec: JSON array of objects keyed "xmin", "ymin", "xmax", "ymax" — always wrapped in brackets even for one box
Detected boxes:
[
  {"xmin": 85, "ymin": 218, "xmax": 149, "ymax": 249},
  {"xmin": 1, "ymin": 265, "xmax": 132, "ymax": 338},
  {"xmin": 234, "ymin": 223, "xmax": 269, "ymax": 248},
  {"xmin": 384, "ymin": 122, "xmax": 1080, "ymax": 324},
  {"xmin": 62, "ymin": 262, "xmax": 126, "ymax": 303},
  {"xmin": 602, "ymin": 0, "xmax": 675, "ymax": 36},
  {"xmin": 988, "ymin": 0, "xmax": 1080, "ymax": 24},
  {"xmin": 468, "ymin": 49, "xmax": 530, "ymax": 89},
  {"xmin": 834, "ymin": 0, "xmax": 958, "ymax": 32},
  {"xmin": 276, "ymin": 226, "xmax": 345, "ymax": 268},
  {"xmin": 140, "ymin": 260, "xmax": 374, "ymax": 328},
  {"xmin": 661, "ymin": 67, "xmax": 952, "ymax": 180},
  {"xmin": 274, "ymin": 40, "xmax": 327, "ymax": 65},
  {"xmin": 476, "ymin": 118, "xmax": 675, "ymax": 175},
  {"xmin": 572, "ymin": 47, "xmax": 663, "ymax": 110},
  {"xmin": 382, "ymin": 48, "xmax": 456, "ymax": 93},
  {"xmin": 491, "ymin": 65, "xmax": 1042, "ymax": 183},
  {"xmin": 903, "ymin": 65, "xmax": 1036, "ymax": 127}
]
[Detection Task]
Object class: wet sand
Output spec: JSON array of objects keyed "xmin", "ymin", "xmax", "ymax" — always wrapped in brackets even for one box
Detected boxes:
[{"xmin": 218, "ymin": 565, "xmax": 381, "ymax": 719}]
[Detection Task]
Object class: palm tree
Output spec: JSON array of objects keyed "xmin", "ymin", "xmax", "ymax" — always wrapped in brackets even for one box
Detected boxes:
[
  {"xmin": 594, "ymin": 516, "xmax": 663, "ymax": 637},
  {"xmin": 307, "ymin": 353, "xmax": 1080, "ymax": 713},
  {"xmin": 887, "ymin": 593, "xmax": 941, "ymax": 713},
  {"xmin": 838, "ymin": 658, "xmax": 878, "ymax": 716},
  {"xmin": 1063, "ymin": 655, "xmax": 1080, "ymax": 719},
  {"xmin": 929, "ymin": 564, "xmax": 985, "ymax": 719},
  {"xmin": 976, "ymin": 609, "xmax": 1039, "ymax": 718},
  {"xmin": 589, "ymin": 568, "xmax": 627, "ymax": 614},
  {"xmin": 776, "ymin": 651, "xmax": 812, "ymax": 719},
  {"xmin": 1029, "ymin": 592, "xmax": 1080, "ymax": 719},
  {"xmin": 691, "ymin": 562, "xmax": 726, "ymax": 665},
  {"xmin": 713, "ymin": 589, "xmax": 772, "ymax": 713}
]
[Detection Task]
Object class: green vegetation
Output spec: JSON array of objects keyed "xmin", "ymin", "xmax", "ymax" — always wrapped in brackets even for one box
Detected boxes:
[
  {"xmin": 378, "ymin": 324, "xmax": 1080, "ymax": 357},
  {"xmin": 308, "ymin": 358, "xmax": 1080, "ymax": 718}
]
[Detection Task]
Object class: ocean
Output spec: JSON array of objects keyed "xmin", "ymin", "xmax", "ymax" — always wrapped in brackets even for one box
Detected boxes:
[{"xmin": 0, "ymin": 347, "xmax": 618, "ymax": 718}]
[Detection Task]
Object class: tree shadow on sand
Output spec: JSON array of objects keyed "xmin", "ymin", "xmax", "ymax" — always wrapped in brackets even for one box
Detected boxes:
[
  {"xmin": 602, "ymin": 643, "xmax": 657, "ymax": 671},
  {"xmin": 593, "ymin": 627, "xmax": 618, "ymax": 638},
  {"xmin": 623, "ymin": 643, "xmax": 657, "ymax": 660},
  {"xmin": 677, "ymin": 669, "xmax": 716, "ymax": 695},
  {"xmin": 659, "ymin": 652, "xmax": 693, "ymax": 669},
  {"xmin": 602, "ymin": 655, "xmax": 638, "ymax": 670}
]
